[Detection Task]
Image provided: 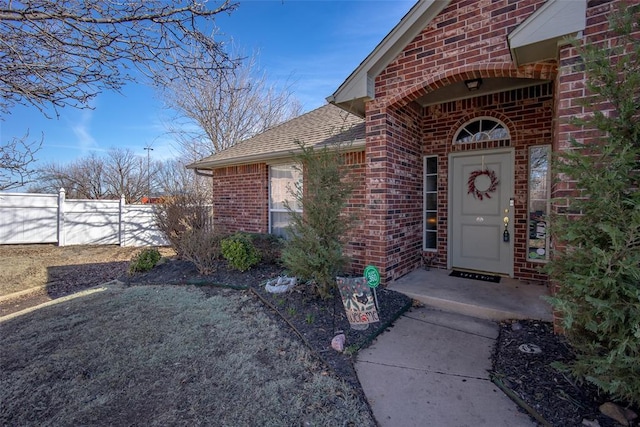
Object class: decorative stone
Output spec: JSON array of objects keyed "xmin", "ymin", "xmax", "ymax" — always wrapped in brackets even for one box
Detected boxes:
[
  {"xmin": 518, "ymin": 343, "xmax": 542, "ymax": 354},
  {"xmin": 265, "ymin": 276, "xmax": 296, "ymax": 293},
  {"xmin": 599, "ymin": 402, "xmax": 634, "ymax": 426},
  {"xmin": 331, "ymin": 334, "xmax": 346, "ymax": 352},
  {"xmin": 581, "ymin": 419, "xmax": 600, "ymax": 427}
]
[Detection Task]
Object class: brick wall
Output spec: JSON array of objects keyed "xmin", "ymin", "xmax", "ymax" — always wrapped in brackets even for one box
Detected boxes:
[
  {"xmin": 363, "ymin": 0, "xmax": 559, "ymax": 284},
  {"xmin": 364, "ymin": 101, "xmax": 424, "ymax": 282},
  {"xmin": 212, "ymin": 163, "xmax": 269, "ymax": 234},
  {"xmin": 211, "ymin": 152, "xmax": 367, "ymax": 275},
  {"xmin": 342, "ymin": 151, "xmax": 368, "ymax": 275},
  {"xmin": 554, "ymin": 0, "xmax": 626, "ymax": 213}
]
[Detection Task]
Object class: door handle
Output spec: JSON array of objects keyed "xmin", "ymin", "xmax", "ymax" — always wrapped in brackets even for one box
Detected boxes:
[{"xmin": 503, "ymin": 209, "xmax": 510, "ymax": 242}]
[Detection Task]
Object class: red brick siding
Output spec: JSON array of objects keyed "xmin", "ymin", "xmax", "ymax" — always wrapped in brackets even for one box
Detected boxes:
[
  {"xmin": 378, "ymin": 0, "xmax": 554, "ymax": 109},
  {"xmin": 364, "ymin": 0, "xmax": 557, "ymax": 284},
  {"xmin": 211, "ymin": 153, "xmax": 367, "ymax": 275},
  {"xmin": 212, "ymin": 164, "xmax": 269, "ymax": 234},
  {"xmin": 365, "ymin": 102, "xmax": 424, "ymax": 282},
  {"xmin": 554, "ymin": 0, "xmax": 631, "ymax": 211},
  {"xmin": 342, "ymin": 151, "xmax": 368, "ymax": 275}
]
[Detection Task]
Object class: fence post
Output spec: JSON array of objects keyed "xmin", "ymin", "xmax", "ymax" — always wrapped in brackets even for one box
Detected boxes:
[
  {"xmin": 57, "ymin": 188, "xmax": 66, "ymax": 246},
  {"xmin": 119, "ymin": 194, "xmax": 126, "ymax": 247}
]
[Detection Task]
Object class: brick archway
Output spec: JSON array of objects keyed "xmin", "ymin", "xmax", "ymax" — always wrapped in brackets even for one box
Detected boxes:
[{"xmin": 386, "ymin": 62, "xmax": 557, "ymax": 112}]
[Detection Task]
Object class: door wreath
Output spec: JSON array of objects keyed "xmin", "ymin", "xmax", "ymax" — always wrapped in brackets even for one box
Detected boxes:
[{"xmin": 467, "ymin": 169, "xmax": 499, "ymax": 200}]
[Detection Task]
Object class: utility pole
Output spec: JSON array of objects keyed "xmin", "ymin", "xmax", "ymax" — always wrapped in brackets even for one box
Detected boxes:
[{"xmin": 144, "ymin": 146, "xmax": 153, "ymax": 203}]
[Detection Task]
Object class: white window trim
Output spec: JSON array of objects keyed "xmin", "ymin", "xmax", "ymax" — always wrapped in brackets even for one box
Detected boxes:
[
  {"xmin": 423, "ymin": 155, "xmax": 438, "ymax": 252},
  {"xmin": 527, "ymin": 145, "xmax": 551, "ymax": 263},
  {"xmin": 268, "ymin": 163, "xmax": 302, "ymax": 235},
  {"xmin": 453, "ymin": 116, "xmax": 511, "ymax": 144}
]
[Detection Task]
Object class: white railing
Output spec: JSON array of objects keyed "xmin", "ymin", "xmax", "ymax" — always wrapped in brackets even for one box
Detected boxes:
[{"xmin": 0, "ymin": 189, "xmax": 169, "ymax": 247}]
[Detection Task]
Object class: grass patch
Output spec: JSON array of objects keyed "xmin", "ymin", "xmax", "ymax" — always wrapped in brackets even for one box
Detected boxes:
[{"xmin": 0, "ymin": 286, "xmax": 374, "ymax": 426}]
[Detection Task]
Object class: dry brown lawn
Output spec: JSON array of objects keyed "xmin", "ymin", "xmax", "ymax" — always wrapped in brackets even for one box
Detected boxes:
[
  {"xmin": 0, "ymin": 285, "xmax": 375, "ymax": 426},
  {"xmin": 0, "ymin": 244, "xmax": 174, "ymax": 297}
]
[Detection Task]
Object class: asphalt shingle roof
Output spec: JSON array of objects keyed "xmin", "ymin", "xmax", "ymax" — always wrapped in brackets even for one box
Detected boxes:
[{"xmin": 188, "ymin": 103, "xmax": 365, "ymax": 169}]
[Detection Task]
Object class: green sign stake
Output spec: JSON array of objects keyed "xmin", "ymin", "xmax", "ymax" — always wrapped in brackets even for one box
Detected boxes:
[{"xmin": 363, "ymin": 265, "xmax": 381, "ymax": 313}]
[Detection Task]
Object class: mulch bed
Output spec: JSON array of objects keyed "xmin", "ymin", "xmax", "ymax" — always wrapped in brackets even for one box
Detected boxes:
[{"xmin": 492, "ymin": 320, "xmax": 637, "ymax": 427}]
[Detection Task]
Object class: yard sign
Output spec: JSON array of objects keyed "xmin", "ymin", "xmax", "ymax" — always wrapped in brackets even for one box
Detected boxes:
[{"xmin": 337, "ymin": 276, "xmax": 379, "ymax": 329}]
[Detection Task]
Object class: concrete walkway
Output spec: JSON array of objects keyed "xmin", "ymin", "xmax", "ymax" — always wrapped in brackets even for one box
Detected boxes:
[
  {"xmin": 355, "ymin": 268, "xmax": 551, "ymax": 426},
  {"xmin": 356, "ymin": 307, "xmax": 536, "ymax": 427}
]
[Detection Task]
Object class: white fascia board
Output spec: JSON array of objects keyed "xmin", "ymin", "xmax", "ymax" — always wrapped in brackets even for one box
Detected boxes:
[
  {"xmin": 509, "ymin": 0, "xmax": 586, "ymax": 66},
  {"xmin": 327, "ymin": 0, "xmax": 451, "ymax": 116}
]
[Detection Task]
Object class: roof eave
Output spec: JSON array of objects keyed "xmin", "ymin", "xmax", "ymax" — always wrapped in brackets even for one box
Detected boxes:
[
  {"xmin": 508, "ymin": 0, "xmax": 586, "ymax": 67},
  {"xmin": 328, "ymin": 0, "xmax": 452, "ymax": 117},
  {"xmin": 187, "ymin": 138, "xmax": 367, "ymax": 171}
]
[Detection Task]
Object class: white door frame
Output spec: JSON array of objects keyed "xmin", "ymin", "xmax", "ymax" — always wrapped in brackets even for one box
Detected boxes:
[{"xmin": 447, "ymin": 147, "xmax": 515, "ymax": 277}]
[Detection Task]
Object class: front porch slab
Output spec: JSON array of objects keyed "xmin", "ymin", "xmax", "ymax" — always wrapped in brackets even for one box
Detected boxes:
[{"xmin": 389, "ymin": 268, "xmax": 553, "ymax": 322}]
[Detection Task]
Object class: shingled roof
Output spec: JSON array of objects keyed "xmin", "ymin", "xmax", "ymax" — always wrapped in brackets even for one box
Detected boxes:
[{"xmin": 188, "ymin": 103, "xmax": 365, "ymax": 170}]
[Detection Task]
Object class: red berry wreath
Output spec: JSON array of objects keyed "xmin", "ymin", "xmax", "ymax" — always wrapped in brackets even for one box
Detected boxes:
[{"xmin": 467, "ymin": 169, "xmax": 499, "ymax": 200}]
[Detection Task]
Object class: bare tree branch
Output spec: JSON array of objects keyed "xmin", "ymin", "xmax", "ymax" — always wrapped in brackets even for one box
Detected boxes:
[
  {"xmin": 0, "ymin": 132, "xmax": 42, "ymax": 190},
  {"xmin": 31, "ymin": 148, "xmax": 149, "ymax": 202},
  {"xmin": 161, "ymin": 50, "xmax": 302, "ymax": 159},
  {"xmin": 0, "ymin": 0, "xmax": 238, "ymax": 117}
]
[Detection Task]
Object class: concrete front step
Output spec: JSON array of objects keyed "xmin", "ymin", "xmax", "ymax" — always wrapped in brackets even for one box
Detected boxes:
[{"xmin": 388, "ymin": 268, "xmax": 553, "ymax": 322}]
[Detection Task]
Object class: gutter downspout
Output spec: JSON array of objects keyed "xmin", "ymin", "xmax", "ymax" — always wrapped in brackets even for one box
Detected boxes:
[{"xmin": 193, "ymin": 168, "xmax": 214, "ymax": 177}]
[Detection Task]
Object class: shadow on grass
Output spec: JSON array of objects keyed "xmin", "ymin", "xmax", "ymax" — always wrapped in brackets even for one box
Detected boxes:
[{"xmin": 46, "ymin": 261, "xmax": 130, "ymax": 298}]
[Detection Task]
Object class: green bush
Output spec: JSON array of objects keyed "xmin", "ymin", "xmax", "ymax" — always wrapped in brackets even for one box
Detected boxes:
[
  {"xmin": 221, "ymin": 233, "xmax": 260, "ymax": 272},
  {"xmin": 545, "ymin": 6, "xmax": 640, "ymax": 407},
  {"xmin": 129, "ymin": 248, "xmax": 162, "ymax": 273},
  {"xmin": 281, "ymin": 140, "xmax": 356, "ymax": 299}
]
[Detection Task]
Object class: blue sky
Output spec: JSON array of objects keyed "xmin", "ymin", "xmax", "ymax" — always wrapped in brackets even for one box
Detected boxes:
[{"xmin": 1, "ymin": 0, "xmax": 414, "ymax": 172}]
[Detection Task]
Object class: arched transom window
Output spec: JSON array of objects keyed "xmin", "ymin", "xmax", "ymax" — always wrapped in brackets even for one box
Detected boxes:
[{"xmin": 454, "ymin": 118, "xmax": 510, "ymax": 144}]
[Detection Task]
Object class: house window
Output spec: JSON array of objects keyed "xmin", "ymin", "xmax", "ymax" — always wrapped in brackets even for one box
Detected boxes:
[
  {"xmin": 269, "ymin": 164, "xmax": 302, "ymax": 237},
  {"xmin": 528, "ymin": 145, "xmax": 551, "ymax": 262},
  {"xmin": 454, "ymin": 117, "xmax": 510, "ymax": 143},
  {"xmin": 423, "ymin": 156, "xmax": 438, "ymax": 251}
]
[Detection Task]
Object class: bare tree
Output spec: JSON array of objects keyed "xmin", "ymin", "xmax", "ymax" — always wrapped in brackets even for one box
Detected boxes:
[
  {"xmin": 0, "ymin": 0, "xmax": 238, "ymax": 117},
  {"xmin": 103, "ymin": 148, "xmax": 149, "ymax": 202},
  {"xmin": 0, "ymin": 132, "xmax": 42, "ymax": 190},
  {"xmin": 32, "ymin": 148, "xmax": 149, "ymax": 202},
  {"xmin": 162, "ymin": 51, "xmax": 302, "ymax": 159},
  {"xmin": 33, "ymin": 153, "xmax": 108, "ymax": 199},
  {"xmin": 156, "ymin": 157, "xmax": 210, "ymax": 198}
]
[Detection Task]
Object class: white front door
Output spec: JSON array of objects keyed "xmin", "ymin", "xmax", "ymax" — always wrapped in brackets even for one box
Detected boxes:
[{"xmin": 449, "ymin": 149, "xmax": 514, "ymax": 276}]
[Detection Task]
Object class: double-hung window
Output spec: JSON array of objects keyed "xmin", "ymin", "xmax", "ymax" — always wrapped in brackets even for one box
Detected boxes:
[{"xmin": 269, "ymin": 164, "xmax": 302, "ymax": 237}]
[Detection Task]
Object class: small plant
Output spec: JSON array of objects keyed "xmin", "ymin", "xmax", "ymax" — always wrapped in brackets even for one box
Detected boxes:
[
  {"xmin": 287, "ymin": 307, "xmax": 297, "ymax": 317},
  {"xmin": 221, "ymin": 233, "xmax": 260, "ymax": 272},
  {"xmin": 154, "ymin": 192, "xmax": 212, "ymax": 258},
  {"xmin": 305, "ymin": 313, "xmax": 314, "ymax": 324},
  {"xmin": 129, "ymin": 248, "xmax": 162, "ymax": 273},
  {"xmin": 179, "ymin": 229, "xmax": 224, "ymax": 274},
  {"xmin": 247, "ymin": 233, "xmax": 284, "ymax": 265}
]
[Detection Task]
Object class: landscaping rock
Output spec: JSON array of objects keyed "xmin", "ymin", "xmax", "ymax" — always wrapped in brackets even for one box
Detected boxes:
[
  {"xmin": 599, "ymin": 402, "xmax": 634, "ymax": 426},
  {"xmin": 331, "ymin": 333, "xmax": 346, "ymax": 352}
]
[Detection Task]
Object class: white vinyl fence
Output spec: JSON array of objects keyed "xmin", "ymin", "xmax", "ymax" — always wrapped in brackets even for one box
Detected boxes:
[{"xmin": 0, "ymin": 189, "xmax": 169, "ymax": 247}]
